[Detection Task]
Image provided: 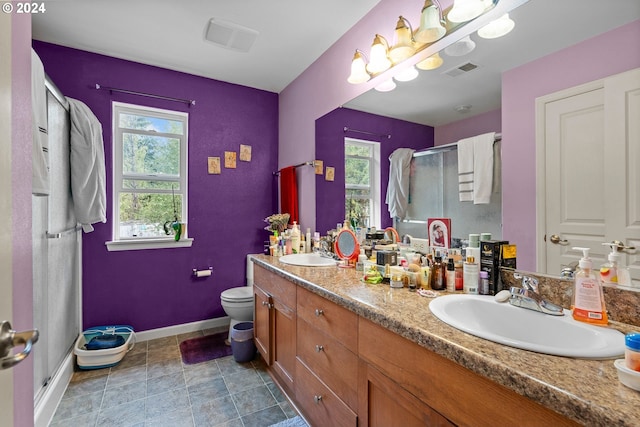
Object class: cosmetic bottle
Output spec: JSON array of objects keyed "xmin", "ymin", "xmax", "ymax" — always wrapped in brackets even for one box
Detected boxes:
[
  {"xmin": 479, "ymin": 271, "xmax": 489, "ymax": 295},
  {"xmin": 305, "ymin": 228, "xmax": 312, "ymax": 253},
  {"xmin": 454, "ymin": 261, "xmax": 464, "ymax": 291},
  {"xmin": 463, "ymin": 256, "xmax": 479, "ymax": 294},
  {"xmin": 431, "ymin": 256, "xmax": 445, "ymax": 290},
  {"xmin": 290, "ymin": 222, "xmax": 301, "ymax": 254},
  {"xmin": 446, "ymin": 258, "xmax": 456, "ymax": 292}
]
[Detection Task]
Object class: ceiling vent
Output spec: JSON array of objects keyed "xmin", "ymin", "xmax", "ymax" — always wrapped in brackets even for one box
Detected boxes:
[
  {"xmin": 443, "ymin": 62, "xmax": 479, "ymax": 77},
  {"xmin": 204, "ymin": 18, "xmax": 259, "ymax": 53}
]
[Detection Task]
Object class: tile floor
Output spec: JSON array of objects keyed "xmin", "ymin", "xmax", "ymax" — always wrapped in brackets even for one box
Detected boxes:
[{"xmin": 49, "ymin": 328, "xmax": 306, "ymax": 427}]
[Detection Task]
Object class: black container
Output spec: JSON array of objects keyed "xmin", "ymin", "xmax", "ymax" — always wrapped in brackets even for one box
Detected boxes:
[{"xmin": 376, "ymin": 250, "xmax": 397, "ymax": 266}]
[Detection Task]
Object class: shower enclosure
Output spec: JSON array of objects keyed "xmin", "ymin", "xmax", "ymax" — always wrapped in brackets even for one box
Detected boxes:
[{"xmin": 32, "ymin": 76, "xmax": 81, "ymax": 423}]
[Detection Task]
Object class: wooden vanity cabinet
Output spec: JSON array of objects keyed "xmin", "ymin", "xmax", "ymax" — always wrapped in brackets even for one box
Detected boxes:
[
  {"xmin": 295, "ymin": 287, "xmax": 358, "ymax": 427},
  {"xmin": 253, "ymin": 264, "xmax": 296, "ymax": 395},
  {"xmin": 358, "ymin": 318, "xmax": 580, "ymax": 427}
]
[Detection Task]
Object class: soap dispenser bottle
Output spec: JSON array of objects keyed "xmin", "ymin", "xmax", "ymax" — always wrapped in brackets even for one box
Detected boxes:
[
  {"xmin": 572, "ymin": 247, "xmax": 608, "ymax": 325},
  {"xmin": 600, "ymin": 242, "xmax": 631, "ymax": 287},
  {"xmin": 600, "ymin": 243, "xmax": 620, "ymax": 285}
]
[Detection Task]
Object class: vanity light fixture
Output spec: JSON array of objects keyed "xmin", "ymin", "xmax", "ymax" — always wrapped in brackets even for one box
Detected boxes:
[
  {"xmin": 347, "ymin": 50, "xmax": 371, "ymax": 84},
  {"xmin": 367, "ymin": 34, "xmax": 392, "ymax": 74},
  {"xmin": 346, "ymin": 0, "xmax": 499, "ymax": 85},
  {"xmin": 389, "ymin": 16, "xmax": 416, "ymax": 64},
  {"xmin": 415, "ymin": 0, "xmax": 447, "ymax": 44},
  {"xmin": 447, "ymin": 0, "xmax": 486, "ymax": 23},
  {"xmin": 416, "ymin": 51, "xmax": 444, "ymax": 70},
  {"xmin": 444, "ymin": 35, "xmax": 476, "ymax": 56},
  {"xmin": 394, "ymin": 65, "xmax": 419, "ymax": 82},
  {"xmin": 477, "ymin": 13, "xmax": 515, "ymax": 39},
  {"xmin": 374, "ymin": 79, "xmax": 397, "ymax": 92}
]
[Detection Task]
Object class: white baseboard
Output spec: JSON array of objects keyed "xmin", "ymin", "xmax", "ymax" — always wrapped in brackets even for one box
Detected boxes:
[
  {"xmin": 33, "ymin": 316, "xmax": 231, "ymax": 427},
  {"xmin": 34, "ymin": 351, "xmax": 74, "ymax": 427},
  {"xmin": 134, "ymin": 316, "xmax": 231, "ymax": 342}
]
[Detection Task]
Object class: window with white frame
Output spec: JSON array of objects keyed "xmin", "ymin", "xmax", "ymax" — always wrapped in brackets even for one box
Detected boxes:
[
  {"xmin": 108, "ymin": 102, "xmax": 189, "ymax": 250},
  {"xmin": 344, "ymin": 138, "xmax": 380, "ymax": 229}
]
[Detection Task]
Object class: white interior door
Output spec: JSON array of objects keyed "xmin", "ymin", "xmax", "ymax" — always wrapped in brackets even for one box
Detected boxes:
[
  {"xmin": 540, "ymin": 84, "xmax": 607, "ymax": 275},
  {"xmin": 605, "ymin": 68, "xmax": 640, "ymax": 281},
  {"xmin": 538, "ymin": 68, "xmax": 640, "ymax": 284},
  {"xmin": 0, "ymin": 11, "xmax": 15, "ymax": 425}
]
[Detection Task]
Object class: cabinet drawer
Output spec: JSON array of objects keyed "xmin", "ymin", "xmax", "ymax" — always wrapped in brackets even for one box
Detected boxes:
[
  {"xmin": 254, "ymin": 264, "xmax": 296, "ymax": 309},
  {"xmin": 297, "ymin": 318, "xmax": 358, "ymax": 410},
  {"xmin": 297, "ymin": 286, "xmax": 358, "ymax": 352},
  {"xmin": 295, "ymin": 358, "xmax": 357, "ymax": 427}
]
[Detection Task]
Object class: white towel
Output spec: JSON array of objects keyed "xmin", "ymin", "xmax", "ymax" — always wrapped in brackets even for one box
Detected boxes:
[
  {"xmin": 473, "ymin": 132, "xmax": 495, "ymax": 204},
  {"xmin": 457, "ymin": 132, "xmax": 495, "ymax": 204},
  {"xmin": 457, "ymin": 138, "xmax": 474, "ymax": 202},
  {"xmin": 67, "ymin": 98, "xmax": 107, "ymax": 232},
  {"xmin": 31, "ymin": 49, "xmax": 49, "ymax": 196},
  {"xmin": 385, "ymin": 148, "xmax": 415, "ymax": 219}
]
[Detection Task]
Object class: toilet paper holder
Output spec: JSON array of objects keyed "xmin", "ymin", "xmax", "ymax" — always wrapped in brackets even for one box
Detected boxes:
[{"xmin": 192, "ymin": 267, "xmax": 213, "ymax": 277}]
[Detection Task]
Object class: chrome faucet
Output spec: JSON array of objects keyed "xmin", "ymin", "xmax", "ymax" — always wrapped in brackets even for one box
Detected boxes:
[
  {"xmin": 560, "ymin": 261, "xmax": 579, "ymax": 279},
  {"xmin": 509, "ymin": 274, "xmax": 564, "ymax": 316},
  {"xmin": 313, "ymin": 240, "xmax": 339, "ymax": 260}
]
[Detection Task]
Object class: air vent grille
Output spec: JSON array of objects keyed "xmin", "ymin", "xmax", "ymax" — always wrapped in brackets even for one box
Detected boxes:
[
  {"xmin": 443, "ymin": 62, "xmax": 479, "ymax": 77},
  {"xmin": 204, "ymin": 18, "xmax": 259, "ymax": 53}
]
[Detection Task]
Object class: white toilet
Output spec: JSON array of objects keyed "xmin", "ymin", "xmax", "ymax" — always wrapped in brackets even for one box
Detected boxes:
[{"xmin": 220, "ymin": 256, "xmax": 255, "ymax": 341}]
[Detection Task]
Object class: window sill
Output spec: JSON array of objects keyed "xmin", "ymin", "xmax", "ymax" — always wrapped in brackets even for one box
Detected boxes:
[{"xmin": 106, "ymin": 238, "xmax": 194, "ymax": 252}]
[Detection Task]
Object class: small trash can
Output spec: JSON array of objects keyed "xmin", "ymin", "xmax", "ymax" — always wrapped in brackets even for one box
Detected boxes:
[{"xmin": 230, "ymin": 321, "xmax": 256, "ymax": 363}]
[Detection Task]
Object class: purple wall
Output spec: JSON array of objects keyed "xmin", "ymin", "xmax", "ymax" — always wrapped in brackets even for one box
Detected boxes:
[
  {"xmin": 502, "ymin": 19, "xmax": 640, "ymax": 271},
  {"xmin": 32, "ymin": 41, "xmax": 279, "ymax": 332},
  {"xmin": 315, "ymin": 107, "xmax": 434, "ymax": 234}
]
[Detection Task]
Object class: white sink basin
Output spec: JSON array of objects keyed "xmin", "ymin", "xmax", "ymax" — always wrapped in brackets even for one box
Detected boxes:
[
  {"xmin": 279, "ymin": 253, "xmax": 338, "ymax": 267},
  {"xmin": 429, "ymin": 294, "xmax": 625, "ymax": 359}
]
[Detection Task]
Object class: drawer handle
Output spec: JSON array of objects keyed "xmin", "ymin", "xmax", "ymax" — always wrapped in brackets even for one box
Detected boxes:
[
  {"xmin": 315, "ymin": 344, "xmax": 324, "ymax": 353},
  {"xmin": 315, "ymin": 309, "xmax": 324, "ymax": 317},
  {"xmin": 314, "ymin": 395, "xmax": 323, "ymax": 404}
]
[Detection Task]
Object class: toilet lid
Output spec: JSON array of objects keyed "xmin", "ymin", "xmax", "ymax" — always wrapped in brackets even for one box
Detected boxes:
[{"xmin": 221, "ymin": 286, "xmax": 253, "ymax": 302}]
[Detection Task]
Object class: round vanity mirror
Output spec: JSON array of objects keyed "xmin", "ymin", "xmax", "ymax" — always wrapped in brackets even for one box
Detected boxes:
[
  {"xmin": 335, "ymin": 229, "xmax": 360, "ymax": 268},
  {"xmin": 384, "ymin": 227, "xmax": 400, "ymax": 243}
]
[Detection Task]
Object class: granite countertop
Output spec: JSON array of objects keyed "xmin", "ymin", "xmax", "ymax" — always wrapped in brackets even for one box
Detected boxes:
[{"xmin": 250, "ymin": 254, "xmax": 640, "ymax": 427}]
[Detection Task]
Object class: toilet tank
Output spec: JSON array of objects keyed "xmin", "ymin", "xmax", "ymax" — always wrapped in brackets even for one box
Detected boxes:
[{"xmin": 246, "ymin": 254, "xmax": 254, "ymax": 286}]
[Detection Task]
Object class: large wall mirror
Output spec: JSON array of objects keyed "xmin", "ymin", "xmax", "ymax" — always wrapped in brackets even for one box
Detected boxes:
[{"xmin": 316, "ymin": 0, "xmax": 640, "ymax": 283}]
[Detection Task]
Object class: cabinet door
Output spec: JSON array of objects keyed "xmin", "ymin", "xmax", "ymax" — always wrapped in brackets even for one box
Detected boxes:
[
  {"xmin": 358, "ymin": 360, "xmax": 453, "ymax": 427},
  {"xmin": 254, "ymin": 285, "xmax": 272, "ymax": 364},
  {"xmin": 272, "ymin": 298, "xmax": 296, "ymax": 393}
]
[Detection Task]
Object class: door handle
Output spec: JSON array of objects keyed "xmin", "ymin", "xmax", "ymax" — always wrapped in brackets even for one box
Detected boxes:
[
  {"xmin": 549, "ymin": 234, "xmax": 568, "ymax": 245},
  {"xmin": 611, "ymin": 240, "xmax": 636, "ymax": 252},
  {"xmin": 0, "ymin": 321, "xmax": 39, "ymax": 370}
]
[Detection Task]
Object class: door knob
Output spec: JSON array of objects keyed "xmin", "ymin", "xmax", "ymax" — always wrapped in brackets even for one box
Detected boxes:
[
  {"xmin": 549, "ymin": 234, "xmax": 568, "ymax": 245},
  {"xmin": 1, "ymin": 321, "xmax": 39, "ymax": 370}
]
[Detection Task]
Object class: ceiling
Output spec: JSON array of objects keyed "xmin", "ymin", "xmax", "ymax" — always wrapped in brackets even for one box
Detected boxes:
[
  {"xmin": 31, "ymin": 0, "xmax": 381, "ymax": 93},
  {"xmin": 32, "ymin": 0, "xmax": 640, "ymax": 127}
]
